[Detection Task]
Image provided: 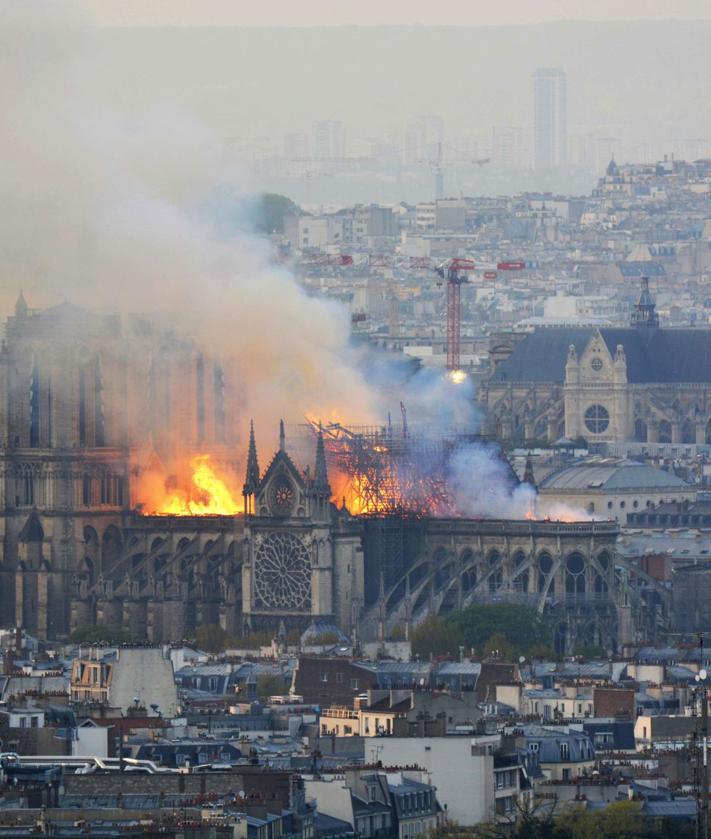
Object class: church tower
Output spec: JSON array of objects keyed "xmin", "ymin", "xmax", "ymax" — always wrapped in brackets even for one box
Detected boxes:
[
  {"xmin": 308, "ymin": 426, "xmax": 331, "ymax": 522},
  {"xmin": 242, "ymin": 420, "xmax": 260, "ymax": 514},
  {"xmin": 630, "ymin": 276, "xmax": 659, "ymax": 328}
]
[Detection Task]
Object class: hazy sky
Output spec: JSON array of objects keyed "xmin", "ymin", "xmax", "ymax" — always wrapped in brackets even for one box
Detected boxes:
[{"xmin": 81, "ymin": 0, "xmax": 711, "ymax": 27}]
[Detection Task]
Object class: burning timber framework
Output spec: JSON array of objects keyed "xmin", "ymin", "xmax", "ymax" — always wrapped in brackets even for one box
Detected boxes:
[
  {"xmin": 312, "ymin": 421, "xmax": 492, "ymax": 516},
  {"xmin": 0, "ymin": 428, "xmax": 667, "ymax": 650},
  {"xmin": 0, "ymin": 299, "xmax": 671, "ymax": 648}
]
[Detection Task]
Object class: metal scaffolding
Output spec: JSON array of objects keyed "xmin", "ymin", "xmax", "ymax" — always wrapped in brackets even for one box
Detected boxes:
[{"xmin": 302, "ymin": 419, "xmax": 470, "ymax": 516}]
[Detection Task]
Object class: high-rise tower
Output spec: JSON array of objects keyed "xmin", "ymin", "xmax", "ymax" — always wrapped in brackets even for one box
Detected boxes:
[{"xmin": 533, "ymin": 67, "xmax": 567, "ymax": 170}]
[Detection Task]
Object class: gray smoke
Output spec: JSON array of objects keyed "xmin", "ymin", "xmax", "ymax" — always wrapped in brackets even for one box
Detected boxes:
[{"xmin": 0, "ymin": 2, "xmax": 381, "ymax": 453}]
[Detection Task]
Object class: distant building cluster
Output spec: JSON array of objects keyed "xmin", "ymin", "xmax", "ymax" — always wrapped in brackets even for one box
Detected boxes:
[{"xmin": 0, "ymin": 631, "xmax": 707, "ymax": 835}]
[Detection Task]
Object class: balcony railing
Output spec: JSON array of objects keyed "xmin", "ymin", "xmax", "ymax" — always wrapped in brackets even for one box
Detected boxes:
[{"xmin": 321, "ymin": 707, "xmax": 358, "ymax": 720}]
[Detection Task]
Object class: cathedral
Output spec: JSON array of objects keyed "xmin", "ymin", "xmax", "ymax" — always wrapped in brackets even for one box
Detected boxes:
[
  {"xmin": 0, "ymin": 295, "xmax": 635, "ymax": 652},
  {"xmin": 481, "ymin": 278, "xmax": 711, "ymax": 446}
]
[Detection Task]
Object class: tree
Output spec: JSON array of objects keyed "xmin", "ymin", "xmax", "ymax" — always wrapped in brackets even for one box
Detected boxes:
[
  {"xmin": 306, "ymin": 631, "xmax": 340, "ymax": 646},
  {"xmin": 388, "ymin": 624, "xmax": 407, "ymax": 642},
  {"xmin": 71, "ymin": 625, "xmax": 139, "ymax": 644},
  {"xmin": 425, "ymin": 800, "xmax": 692, "ymax": 839},
  {"xmin": 556, "ymin": 801, "xmax": 649, "ymax": 839},
  {"xmin": 481, "ymin": 632, "xmax": 516, "ymax": 661},
  {"xmin": 255, "ymin": 674, "xmax": 287, "ymax": 701},
  {"xmin": 528, "ymin": 643, "xmax": 559, "ymax": 661},
  {"xmin": 411, "ymin": 616, "xmax": 464, "ymax": 659},
  {"xmin": 195, "ymin": 623, "xmax": 229, "ymax": 654},
  {"xmin": 254, "ymin": 193, "xmax": 302, "ymax": 235},
  {"xmin": 572, "ymin": 644, "xmax": 607, "ymax": 659},
  {"xmin": 448, "ymin": 604, "xmax": 552, "ymax": 658},
  {"xmin": 229, "ymin": 630, "xmax": 274, "ymax": 649}
]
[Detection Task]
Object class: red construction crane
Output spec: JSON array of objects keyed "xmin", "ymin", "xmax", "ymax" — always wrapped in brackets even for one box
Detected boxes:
[
  {"xmin": 302, "ymin": 253, "xmax": 354, "ymax": 266},
  {"xmin": 434, "ymin": 258, "xmax": 475, "ymax": 371}
]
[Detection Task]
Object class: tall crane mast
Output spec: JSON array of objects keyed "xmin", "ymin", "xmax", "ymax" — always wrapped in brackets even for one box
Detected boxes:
[{"xmin": 434, "ymin": 258, "xmax": 475, "ymax": 371}]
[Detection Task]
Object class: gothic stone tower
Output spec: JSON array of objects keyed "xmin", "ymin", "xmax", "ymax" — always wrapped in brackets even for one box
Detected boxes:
[
  {"xmin": 241, "ymin": 422, "xmax": 362, "ymax": 635},
  {"xmin": 0, "ymin": 296, "xmax": 242, "ymax": 639}
]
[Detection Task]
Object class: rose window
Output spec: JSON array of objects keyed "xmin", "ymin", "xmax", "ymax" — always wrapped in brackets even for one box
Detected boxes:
[
  {"xmin": 254, "ymin": 532, "xmax": 312, "ymax": 611},
  {"xmin": 584, "ymin": 404, "xmax": 610, "ymax": 434}
]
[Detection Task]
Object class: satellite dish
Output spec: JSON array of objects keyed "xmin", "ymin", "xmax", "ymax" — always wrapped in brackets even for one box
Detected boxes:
[{"xmin": 701, "ymin": 669, "xmax": 708, "ymax": 681}]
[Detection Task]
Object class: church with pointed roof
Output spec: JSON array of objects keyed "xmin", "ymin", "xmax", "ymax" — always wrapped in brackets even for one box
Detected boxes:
[
  {"xmin": 0, "ymin": 294, "xmax": 627, "ymax": 653},
  {"xmin": 240, "ymin": 422, "xmax": 362, "ymax": 633},
  {"xmin": 481, "ymin": 278, "xmax": 711, "ymax": 446}
]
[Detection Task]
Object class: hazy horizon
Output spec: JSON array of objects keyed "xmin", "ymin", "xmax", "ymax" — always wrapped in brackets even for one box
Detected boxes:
[
  {"xmin": 7, "ymin": 12, "xmax": 711, "ymax": 202},
  {"xmin": 75, "ymin": 0, "xmax": 711, "ymax": 28}
]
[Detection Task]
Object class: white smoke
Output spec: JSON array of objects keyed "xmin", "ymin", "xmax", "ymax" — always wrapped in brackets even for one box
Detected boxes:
[
  {"xmin": 0, "ymin": 3, "xmax": 382, "ymax": 450},
  {"xmin": 447, "ymin": 444, "xmax": 536, "ymax": 519},
  {"xmin": 0, "ymin": 4, "xmax": 592, "ymax": 525}
]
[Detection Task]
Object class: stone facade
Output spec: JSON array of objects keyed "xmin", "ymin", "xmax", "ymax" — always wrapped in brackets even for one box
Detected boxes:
[
  {"xmin": 366, "ymin": 518, "xmax": 626, "ymax": 654},
  {"xmin": 481, "ymin": 279, "xmax": 711, "ymax": 446},
  {"xmin": 0, "ymin": 296, "xmax": 652, "ymax": 651}
]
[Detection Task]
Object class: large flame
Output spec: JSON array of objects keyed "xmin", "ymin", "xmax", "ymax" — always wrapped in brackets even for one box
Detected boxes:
[
  {"xmin": 140, "ymin": 454, "xmax": 243, "ymax": 516},
  {"xmin": 329, "ymin": 468, "xmax": 392, "ymax": 516}
]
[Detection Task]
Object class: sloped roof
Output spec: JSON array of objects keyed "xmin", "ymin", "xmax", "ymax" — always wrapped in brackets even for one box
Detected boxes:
[
  {"xmin": 491, "ymin": 326, "xmax": 711, "ymax": 384},
  {"xmin": 618, "ymin": 261, "xmax": 666, "ymax": 277},
  {"xmin": 538, "ymin": 460, "xmax": 689, "ymax": 492},
  {"xmin": 436, "ymin": 661, "xmax": 481, "ymax": 676}
]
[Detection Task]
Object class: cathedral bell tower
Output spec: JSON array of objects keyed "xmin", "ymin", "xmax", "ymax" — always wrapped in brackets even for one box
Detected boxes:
[
  {"xmin": 307, "ymin": 426, "xmax": 331, "ymax": 522},
  {"xmin": 242, "ymin": 420, "xmax": 260, "ymax": 515},
  {"xmin": 630, "ymin": 276, "xmax": 659, "ymax": 329},
  {"xmin": 241, "ymin": 421, "xmax": 336, "ymax": 634}
]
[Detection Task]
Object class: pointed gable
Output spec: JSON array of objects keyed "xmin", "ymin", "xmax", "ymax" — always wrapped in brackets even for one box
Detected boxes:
[
  {"xmin": 252, "ymin": 423, "xmax": 310, "ymax": 518},
  {"xmin": 579, "ymin": 328, "xmax": 614, "ymax": 381},
  {"xmin": 258, "ymin": 448, "xmax": 306, "ymax": 495},
  {"xmin": 19, "ymin": 509, "xmax": 44, "ymax": 543},
  {"xmin": 492, "ymin": 325, "xmax": 711, "ymax": 385}
]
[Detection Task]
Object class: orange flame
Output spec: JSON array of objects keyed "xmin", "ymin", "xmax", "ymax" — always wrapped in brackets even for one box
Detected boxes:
[
  {"xmin": 329, "ymin": 468, "xmax": 390, "ymax": 516},
  {"xmin": 141, "ymin": 454, "xmax": 243, "ymax": 516}
]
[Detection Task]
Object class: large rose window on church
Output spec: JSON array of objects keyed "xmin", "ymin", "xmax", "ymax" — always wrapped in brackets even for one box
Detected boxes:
[
  {"xmin": 254, "ymin": 532, "xmax": 312, "ymax": 611},
  {"xmin": 584, "ymin": 404, "xmax": 610, "ymax": 434}
]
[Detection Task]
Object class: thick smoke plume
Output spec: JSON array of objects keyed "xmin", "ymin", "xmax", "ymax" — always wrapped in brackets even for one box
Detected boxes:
[
  {"xmin": 0, "ymin": 3, "xmax": 379, "ymax": 455},
  {"xmin": 0, "ymin": 4, "xmax": 589, "ymax": 522},
  {"xmin": 447, "ymin": 444, "xmax": 536, "ymax": 519}
]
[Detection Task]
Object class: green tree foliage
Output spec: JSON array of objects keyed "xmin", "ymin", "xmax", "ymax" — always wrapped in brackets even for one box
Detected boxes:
[
  {"xmin": 388, "ymin": 624, "xmax": 407, "ymax": 642},
  {"xmin": 572, "ymin": 644, "xmax": 607, "ymax": 659},
  {"xmin": 556, "ymin": 801, "xmax": 655, "ymax": 839},
  {"xmin": 481, "ymin": 632, "xmax": 517, "ymax": 661},
  {"xmin": 411, "ymin": 605, "xmax": 557, "ymax": 661},
  {"xmin": 255, "ymin": 673, "xmax": 287, "ymax": 701},
  {"xmin": 411, "ymin": 616, "xmax": 464, "ymax": 659},
  {"xmin": 194, "ymin": 623, "xmax": 230, "ymax": 654},
  {"xmin": 425, "ymin": 800, "xmax": 693, "ymax": 839},
  {"xmin": 229, "ymin": 631, "xmax": 274, "ymax": 649},
  {"xmin": 254, "ymin": 193, "xmax": 302, "ymax": 235},
  {"xmin": 71, "ymin": 625, "xmax": 139, "ymax": 644},
  {"xmin": 449, "ymin": 604, "xmax": 552, "ymax": 657},
  {"xmin": 306, "ymin": 631, "xmax": 340, "ymax": 646},
  {"xmin": 528, "ymin": 643, "xmax": 559, "ymax": 660}
]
